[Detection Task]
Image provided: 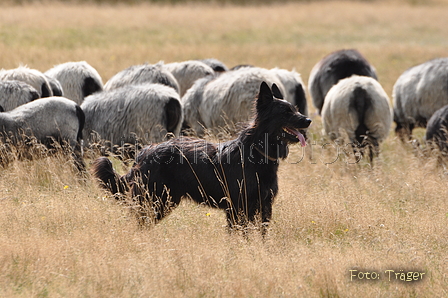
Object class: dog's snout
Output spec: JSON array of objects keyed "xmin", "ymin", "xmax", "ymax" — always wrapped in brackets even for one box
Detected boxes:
[{"xmin": 303, "ymin": 118, "xmax": 312, "ymax": 127}]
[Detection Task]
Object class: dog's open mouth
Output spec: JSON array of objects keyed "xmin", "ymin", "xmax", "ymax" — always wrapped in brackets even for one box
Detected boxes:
[{"xmin": 283, "ymin": 127, "xmax": 307, "ymax": 147}]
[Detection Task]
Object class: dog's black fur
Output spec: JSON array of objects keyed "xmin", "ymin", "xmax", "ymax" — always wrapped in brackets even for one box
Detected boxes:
[{"xmin": 91, "ymin": 82, "xmax": 311, "ymax": 232}]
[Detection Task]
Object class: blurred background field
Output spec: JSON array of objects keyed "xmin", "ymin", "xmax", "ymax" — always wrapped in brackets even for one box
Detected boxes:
[
  {"xmin": 4, "ymin": 0, "xmax": 448, "ymax": 5},
  {"xmin": 0, "ymin": 1, "xmax": 447, "ymax": 297}
]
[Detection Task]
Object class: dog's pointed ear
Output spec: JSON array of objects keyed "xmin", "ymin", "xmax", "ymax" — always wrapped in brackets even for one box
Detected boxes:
[
  {"xmin": 257, "ymin": 81, "xmax": 273, "ymax": 109},
  {"xmin": 271, "ymin": 83, "xmax": 284, "ymax": 99}
]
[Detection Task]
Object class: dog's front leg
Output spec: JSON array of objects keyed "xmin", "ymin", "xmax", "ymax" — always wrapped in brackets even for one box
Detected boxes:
[
  {"xmin": 261, "ymin": 203, "xmax": 272, "ymax": 236},
  {"xmin": 224, "ymin": 206, "xmax": 237, "ymax": 229},
  {"xmin": 260, "ymin": 192, "xmax": 275, "ymax": 236}
]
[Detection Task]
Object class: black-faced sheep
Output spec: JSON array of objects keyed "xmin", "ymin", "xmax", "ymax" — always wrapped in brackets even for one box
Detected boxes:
[
  {"xmin": 308, "ymin": 49, "xmax": 378, "ymax": 114},
  {"xmin": 0, "ymin": 97, "xmax": 85, "ymax": 169},
  {"xmin": 164, "ymin": 60, "xmax": 214, "ymax": 97},
  {"xmin": 104, "ymin": 62, "xmax": 179, "ymax": 93},
  {"xmin": 0, "ymin": 80, "xmax": 40, "ymax": 111},
  {"xmin": 321, "ymin": 75, "xmax": 392, "ymax": 161},
  {"xmin": 0, "ymin": 66, "xmax": 53, "ymax": 98},
  {"xmin": 222, "ymin": 66, "xmax": 308, "ymax": 114},
  {"xmin": 199, "ymin": 58, "xmax": 229, "ymax": 73},
  {"xmin": 181, "ymin": 66, "xmax": 287, "ymax": 136},
  {"xmin": 45, "ymin": 61, "xmax": 103, "ymax": 105},
  {"xmin": 270, "ymin": 67, "xmax": 308, "ymax": 116},
  {"xmin": 393, "ymin": 58, "xmax": 448, "ymax": 141},
  {"xmin": 81, "ymin": 83, "xmax": 183, "ymax": 147},
  {"xmin": 425, "ymin": 104, "xmax": 448, "ymax": 152},
  {"xmin": 44, "ymin": 74, "xmax": 64, "ymax": 97}
]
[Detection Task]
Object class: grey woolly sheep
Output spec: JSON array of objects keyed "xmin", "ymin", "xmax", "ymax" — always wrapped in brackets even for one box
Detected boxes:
[
  {"xmin": 104, "ymin": 62, "xmax": 179, "ymax": 93},
  {"xmin": 181, "ymin": 66, "xmax": 287, "ymax": 136},
  {"xmin": 0, "ymin": 80, "xmax": 40, "ymax": 111},
  {"xmin": 164, "ymin": 60, "xmax": 214, "ymax": 97},
  {"xmin": 270, "ymin": 67, "xmax": 308, "ymax": 116},
  {"xmin": 309, "ymin": 49, "xmax": 378, "ymax": 114},
  {"xmin": 45, "ymin": 61, "xmax": 103, "ymax": 105},
  {"xmin": 0, "ymin": 65, "xmax": 53, "ymax": 98},
  {"xmin": 393, "ymin": 58, "xmax": 448, "ymax": 140},
  {"xmin": 81, "ymin": 83, "xmax": 183, "ymax": 146},
  {"xmin": 425, "ymin": 104, "xmax": 448, "ymax": 152},
  {"xmin": 44, "ymin": 75, "xmax": 64, "ymax": 97},
  {"xmin": 321, "ymin": 75, "xmax": 391, "ymax": 161},
  {"xmin": 0, "ymin": 97, "xmax": 85, "ymax": 169},
  {"xmin": 199, "ymin": 58, "xmax": 229, "ymax": 73}
]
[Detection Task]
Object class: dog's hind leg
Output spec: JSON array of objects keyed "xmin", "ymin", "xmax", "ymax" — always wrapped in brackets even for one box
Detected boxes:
[
  {"xmin": 151, "ymin": 186, "xmax": 180, "ymax": 222},
  {"xmin": 131, "ymin": 177, "xmax": 181, "ymax": 226}
]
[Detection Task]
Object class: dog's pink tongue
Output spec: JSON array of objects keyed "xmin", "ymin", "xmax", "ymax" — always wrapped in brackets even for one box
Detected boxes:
[
  {"xmin": 296, "ymin": 132, "xmax": 307, "ymax": 147},
  {"xmin": 286, "ymin": 127, "xmax": 307, "ymax": 147}
]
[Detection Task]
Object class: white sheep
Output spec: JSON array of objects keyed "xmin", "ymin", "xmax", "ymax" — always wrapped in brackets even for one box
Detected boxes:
[
  {"xmin": 164, "ymin": 60, "xmax": 214, "ymax": 97},
  {"xmin": 45, "ymin": 61, "xmax": 103, "ymax": 105},
  {"xmin": 309, "ymin": 49, "xmax": 377, "ymax": 114},
  {"xmin": 81, "ymin": 83, "xmax": 183, "ymax": 146},
  {"xmin": 393, "ymin": 57, "xmax": 448, "ymax": 140},
  {"xmin": 321, "ymin": 75, "xmax": 392, "ymax": 161},
  {"xmin": 0, "ymin": 97, "xmax": 85, "ymax": 169},
  {"xmin": 181, "ymin": 66, "xmax": 287, "ymax": 136},
  {"xmin": 0, "ymin": 80, "xmax": 40, "ymax": 111},
  {"xmin": 104, "ymin": 62, "xmax": 179, "ymax": 93},
  {"xmin": 0, "ymin": 65, "xmax": 53, "ymax": 98}
]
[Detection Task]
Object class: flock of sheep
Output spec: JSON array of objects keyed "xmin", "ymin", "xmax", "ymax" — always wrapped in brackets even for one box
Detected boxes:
[{"xmin": 0, "ymin": 49, "xmax": 448, "ymax": 170}]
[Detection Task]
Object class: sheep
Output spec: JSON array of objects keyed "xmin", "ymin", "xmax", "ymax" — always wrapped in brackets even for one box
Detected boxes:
[
  {"xmin": 270, "ymin": 67, "xmax": 308, "ymax": 116},
  {"xmin": 44, "ymin": 75, "xmax": 64, "ymax": 97},
  {"xmin": 230, "ymin": 64, "xmax": 254, "ymax": 71},
  {"xmin": 199, "ymin": 58, "xmax": 229, "ymax": 73},
  {"xmin": 181, "ymin": 66, "xmax": 288, "ymax": 136},
  {"xmin": 164, "ymin": 60, "xmax": 215, "ymax": 97},
  {"xmin": 0, "ymin": 97, "xmax": 85, "ymax": 170},
  {"xmin": 45, "ymin": 61, "xmax": 103, "ymax": 105},
  {"xmin": 0, "ymin": 65, "xmax": 53, "ymax": 98},
  {"xmin": 0, "ymin": 80, "xmax": 40, "ymax": 111},
  {"xmin": 321, "ymin": 75, "xmax": 392, "ymax": 162},
  {"xmin": 425, "ymin": 104, "xmax": 448, "ymax": 153},
  {"xmin": 104, "ymin": 62, "xmax": 179, "ymax": 93},
  {"xmin": 308, "ymin": 49, "xmax": 378, "ymax": 114},
  {"xmin": 81, "ymin": 83, "xmax": 183, "ymax": 147},
  {"xmin": 220, "ymin": 66, "xmax": 308, "ymax": 115},
  {"xmin": 393, "ymin": 58, "xmax": 448, "ymax": 141}
]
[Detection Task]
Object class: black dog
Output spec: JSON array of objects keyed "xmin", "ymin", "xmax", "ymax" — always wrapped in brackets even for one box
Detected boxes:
[{"xmin": 91, "ymin": 82, "xmax": 311, "ymax": 232}]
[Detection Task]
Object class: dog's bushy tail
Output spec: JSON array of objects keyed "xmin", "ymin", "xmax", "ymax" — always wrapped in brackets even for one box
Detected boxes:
[{"xmin": 91, "ymin": 157, "xmax": 128, "ymax": 195}]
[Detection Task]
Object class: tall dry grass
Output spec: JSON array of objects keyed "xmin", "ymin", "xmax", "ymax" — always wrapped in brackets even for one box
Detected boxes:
[{"xmin": 0, "ymin": 1, "xmax": 447, "ymax": 297}]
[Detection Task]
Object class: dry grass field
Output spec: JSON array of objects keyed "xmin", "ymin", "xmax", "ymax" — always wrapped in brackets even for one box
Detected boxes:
[{"xmin": 0, "ymin": 1, "xmax": 447, "ymax": 297}]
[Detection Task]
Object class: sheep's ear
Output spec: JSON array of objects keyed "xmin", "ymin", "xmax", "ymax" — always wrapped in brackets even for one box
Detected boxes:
[
  {"xmin": 0, "ymin": 105, "xmax": 4, "ymax": 113},
  {"xmin": 257, "ymin": 81, "xmax": 274, "ymax": 109},
  {"xmin": 271, "ymin": 83, "xmax": 284, "ymax": 99}
]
